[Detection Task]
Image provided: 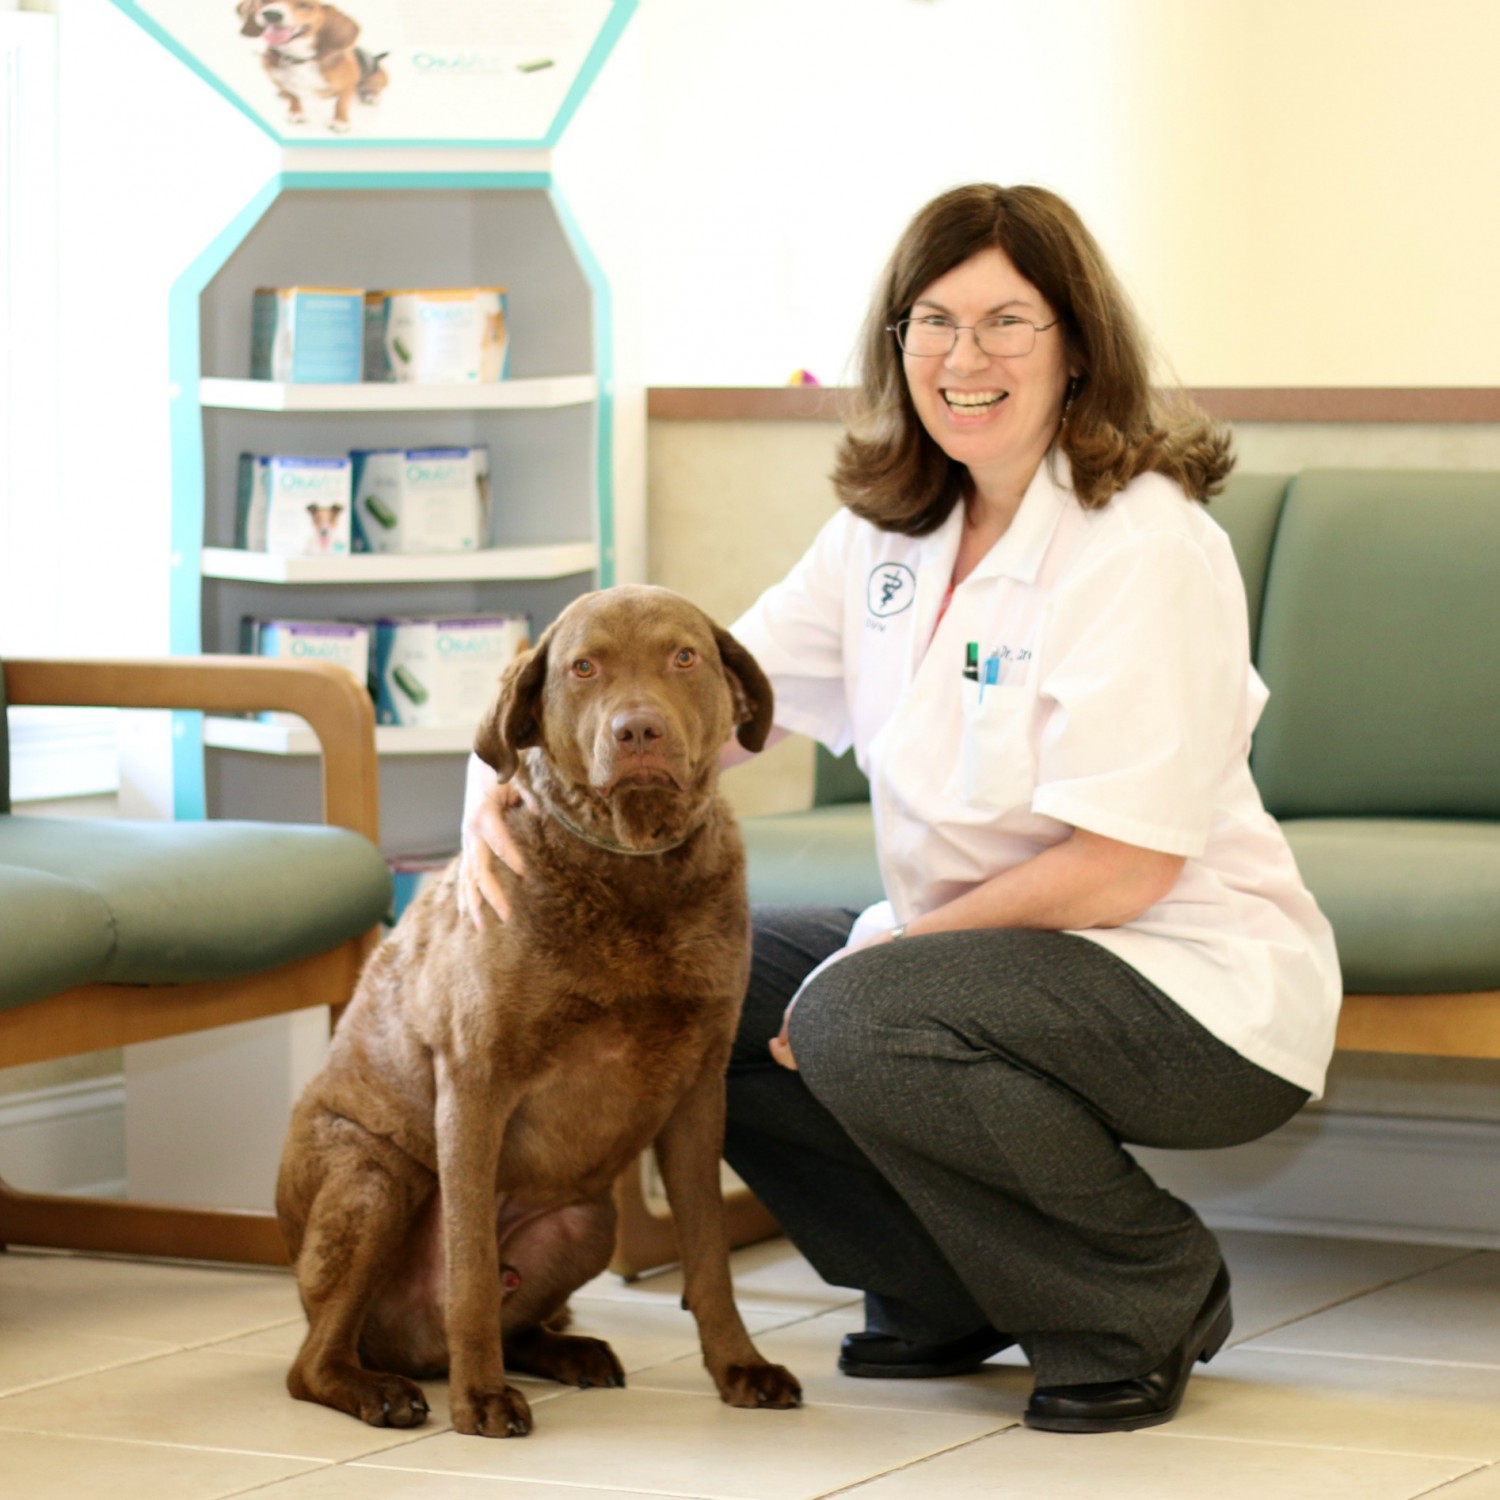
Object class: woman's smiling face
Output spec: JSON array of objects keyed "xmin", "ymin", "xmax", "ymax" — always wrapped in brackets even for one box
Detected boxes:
[{"xmin": 901, "ymin": 247, "xmax": 1073, "ymax": 501}]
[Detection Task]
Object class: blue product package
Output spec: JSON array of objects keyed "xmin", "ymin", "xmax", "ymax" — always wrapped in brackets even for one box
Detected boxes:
[{"xmin": 251, "ymin": 287, "xmax": 365, "ymax": 383}]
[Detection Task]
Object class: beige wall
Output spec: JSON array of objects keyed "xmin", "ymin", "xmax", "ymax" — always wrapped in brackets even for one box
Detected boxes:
[
  {"xmin": 641, "ymin": 0, "xmax": 1500, "ymax": 390},
  {"xmin": 1115, "ymin": 1, "xmax": 1500, "ymax": 388}
]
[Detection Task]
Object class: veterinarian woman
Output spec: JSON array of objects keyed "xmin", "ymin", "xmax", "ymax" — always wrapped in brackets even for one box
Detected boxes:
[{"xmin": 462, "ymin": 183, "xmax": 1340, "ymax": 1434}]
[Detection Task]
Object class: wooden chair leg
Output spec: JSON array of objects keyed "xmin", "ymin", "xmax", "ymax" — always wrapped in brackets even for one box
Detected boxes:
[
  {"xmin": 609, "ymin": 1151, "xmax": 781, "ymax": 1279},
  {"xmin": 0, "ymin": 1174, "xmax": 288, "ymax": 1266}
]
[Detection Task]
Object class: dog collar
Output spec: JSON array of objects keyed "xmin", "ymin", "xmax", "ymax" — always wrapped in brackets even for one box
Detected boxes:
[{"xmin": 546, "ymin": 804, "xmax": 694, "ymax": 858}]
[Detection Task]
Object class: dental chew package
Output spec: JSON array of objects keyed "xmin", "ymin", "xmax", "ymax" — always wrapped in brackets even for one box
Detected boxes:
[
  {"xmin": 349, "ymin": 446, "xmax": 488, "ymax": 554},
  {"xmin": 371, "ymin": 613, "xmax": 530, "ymax": 727},
  {"xmin": 236, "ymin": 455, "xmax": 353, "ymax": 556},
  {"xmin": 245, "ymin": 618, "xmax": 372, "ymax": 727},
  {"xmin": 251, "ymin": 287, "xmax": 365, "ymax": 383},
  {"xmin": 363, "ymin": 288, "xmax": 509, "ymax": 383}
]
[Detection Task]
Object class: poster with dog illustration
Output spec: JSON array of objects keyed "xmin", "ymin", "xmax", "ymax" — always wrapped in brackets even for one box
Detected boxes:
[{"xmin": 108, "ymin": 0, "xmax": 626, "ymax": 144}]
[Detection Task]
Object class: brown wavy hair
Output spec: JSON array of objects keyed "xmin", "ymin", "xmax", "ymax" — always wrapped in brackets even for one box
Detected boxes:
[{"xmin": 833, "ymin": 183, "xmax": 1233, "ymax": 534}]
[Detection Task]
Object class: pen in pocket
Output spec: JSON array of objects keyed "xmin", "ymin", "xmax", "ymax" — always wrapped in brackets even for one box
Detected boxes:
[{"xmin": 964, "ymin": 641, "xmax": 979, "ymax": 681}]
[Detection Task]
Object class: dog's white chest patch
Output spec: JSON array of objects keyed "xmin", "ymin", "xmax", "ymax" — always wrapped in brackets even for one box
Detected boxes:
[{"xmin": 269, "ymin": 46, "xmax": 318, "ymax": 91}]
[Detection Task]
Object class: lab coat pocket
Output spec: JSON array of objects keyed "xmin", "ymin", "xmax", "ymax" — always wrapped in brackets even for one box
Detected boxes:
[{"xmin": 958, "ymin": 678, "xmax": 1037, "ymax": 814}]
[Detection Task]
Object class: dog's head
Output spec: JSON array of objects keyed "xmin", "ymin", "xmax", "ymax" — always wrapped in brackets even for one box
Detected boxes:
[
  {"xmin": 474, "ymin": 586, "xmax": 773, "ymax": 852},
  {"xmin": 239, "ymin": 0, "xmax": 356, "ymax": 53}
]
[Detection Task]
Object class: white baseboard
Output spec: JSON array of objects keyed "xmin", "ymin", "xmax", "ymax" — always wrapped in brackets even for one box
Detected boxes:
[
  {"xmin": 0, "ymin": 1076, "xmax": 127, "ymax": 1199},
  {"xmin": 2, "ymin": 1078, "xmax": 1497, "ymax": 1248},
  {"xmin": 1136, "ymin": 1109, "xmax": 1500, "ymax": 1250}
]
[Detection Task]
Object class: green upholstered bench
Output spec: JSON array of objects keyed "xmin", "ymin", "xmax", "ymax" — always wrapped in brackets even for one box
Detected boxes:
[
  {"xmin": 0, "ymin": 655, "xmax": 392, "ymax": 1264},
  {"xmin": 740, "ymin": 468, "xmax": 1500, "ymax": 1063}
]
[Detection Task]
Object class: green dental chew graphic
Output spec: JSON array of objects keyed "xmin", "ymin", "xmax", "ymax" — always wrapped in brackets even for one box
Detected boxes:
[
  {"xmin": 364, "ymin": 494, "xmax": 398, "ymax": 529},
  {"xmin": 393, "ymin": 665, "xmax": 429, "ymax": 705}
]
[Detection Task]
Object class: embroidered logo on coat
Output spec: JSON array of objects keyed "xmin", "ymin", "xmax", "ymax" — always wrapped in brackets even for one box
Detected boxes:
[{"xmin": 867, "ymin": 562, "xmax": 916, "ymax": 618}]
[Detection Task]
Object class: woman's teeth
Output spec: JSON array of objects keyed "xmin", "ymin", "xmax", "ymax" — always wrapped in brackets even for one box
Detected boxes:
[{"xmin": 944, "ymin": 391, "xmax": 1007, "ymax": 411}]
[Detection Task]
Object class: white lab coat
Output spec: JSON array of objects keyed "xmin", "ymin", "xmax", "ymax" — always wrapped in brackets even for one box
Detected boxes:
[{"xmin": 731, "ymin": 455, "xmax": 1342, "ymax": 1096}]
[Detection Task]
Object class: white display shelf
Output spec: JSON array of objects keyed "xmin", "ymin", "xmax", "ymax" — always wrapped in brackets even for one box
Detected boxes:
[
  {"xmin": 204, "ymin": 717, "xmax": 477, "ymax": 757},
  {"xmin": 201, "ymin": 541, "xmax": 598, "ymax": 584},
  {"xmin": 198, "ymin": 374, "xmax": 597, "ymax": 412}
]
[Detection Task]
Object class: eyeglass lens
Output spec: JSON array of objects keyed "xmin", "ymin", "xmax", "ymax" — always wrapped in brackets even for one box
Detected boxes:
[{"xmin": 897, "ymin": 317, "xmax": 1041, "ymax": 358}]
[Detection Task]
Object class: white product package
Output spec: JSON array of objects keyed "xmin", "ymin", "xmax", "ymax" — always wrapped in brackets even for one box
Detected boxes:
[
  {"xmin": 349, "ymin": 446, "xmax": 488, "ymax": 554},
  {"xmin": 237, "ymin": 455, "xmax": 353, "ymax": 556},
  {"xmin": 372, "ymin": 614, "xmax": 529, "ymax": 727},
  {"xmin": 246, "ymin": 618, "xmax": 371, "ymax": 726},
  {"xmin": 364, "ymin": 288, "xmax": 509, "ymax": 383}
]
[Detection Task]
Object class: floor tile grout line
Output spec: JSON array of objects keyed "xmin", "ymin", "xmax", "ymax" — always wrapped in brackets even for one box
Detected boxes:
[
  {"xmin": 1224, "ymin": 1246, "xmax": 1488, "ymax": 1348},
  {"xmin": 1134, "ymin": 1427, "xmax": 1494, "ymax": 1462},
  {"xmin": 0, "ymin": 1319, "xmax": 308, "ymax": 1401},
  {"xmin": 1239, "ymin": 1343, "xmax": 1500, "ymax": 1372},
  {"xmin": 811, "ymin": 1420, "xmax": 1018, "ymax": 1498},
  {"xmin": 0, "ymin": 1345, "xmax": 183, "ymax": 1400},
  {"xmin": 1410, "ymin": 1459, "xmax": 1500, "ymax": 1497},
  {"xmin": 0, "ymin": 1421, "xmax": 363, "ymax": 1464}
]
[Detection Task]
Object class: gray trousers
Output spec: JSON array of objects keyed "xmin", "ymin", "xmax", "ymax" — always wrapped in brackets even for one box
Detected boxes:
[{"xmin": 724, "ymin": 906, "xmax": 1309, "ymax": 1386}]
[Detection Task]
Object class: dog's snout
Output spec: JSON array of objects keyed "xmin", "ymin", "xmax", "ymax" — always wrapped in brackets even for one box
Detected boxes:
[{"xmin": 612, "ymin": 709, "xmax": 666, "ymax": 751}]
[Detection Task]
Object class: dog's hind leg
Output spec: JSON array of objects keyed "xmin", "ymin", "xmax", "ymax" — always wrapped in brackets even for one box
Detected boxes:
[
  {"xmin": 500, "ymin": 1198, "xmax": 625, "ymax": 1389},
  {"xmin": 280, "ymin": 1119, "xmax": 434, "ymax": 1429}
]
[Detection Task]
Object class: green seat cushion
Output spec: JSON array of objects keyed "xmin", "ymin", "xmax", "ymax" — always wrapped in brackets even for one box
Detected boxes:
[
  {"xmin": 0, "ymin": 816, "xmax": 391, "ymax": 993},
  {"xmin": 743, "ymin": 803, "xmax": 885, "ymax": 911},
  {"xmin": 1253, "ymin": 470, "xmax": 1500, "ymax": 818},
  {"xmin": 0, "ymin": 863, "xmax": 116, "ymax": 1011},
  {"xmin": 1284, "ymin": 818, "xmax": 1500, "ymax": 993}
]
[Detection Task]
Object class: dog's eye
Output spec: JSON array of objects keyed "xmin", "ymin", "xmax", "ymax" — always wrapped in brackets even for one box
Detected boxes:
[
  {"xmin": 571, "ymin": 659, "xmax": 597, "ymax": 679},
  {"xmin": 673, "ymin": 648, "xmax": 698, "ymax": 669}
]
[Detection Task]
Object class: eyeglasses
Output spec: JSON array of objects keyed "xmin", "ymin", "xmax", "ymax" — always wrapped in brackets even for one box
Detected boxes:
[{"xmin": 888, "ymin": 314, "xmax": 1060, "ymax": 359}]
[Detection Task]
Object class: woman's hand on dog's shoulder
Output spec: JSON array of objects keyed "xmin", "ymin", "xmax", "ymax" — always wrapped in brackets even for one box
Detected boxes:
[{"xmin": 458, "ymin": 757, "xmax": 527, "ymax": 930}]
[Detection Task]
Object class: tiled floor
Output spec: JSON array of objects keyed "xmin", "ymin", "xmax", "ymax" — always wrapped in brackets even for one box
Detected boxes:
[{"xmin": 3, "ymin": 1230, "xmax": 1500, "ymax": 1498}]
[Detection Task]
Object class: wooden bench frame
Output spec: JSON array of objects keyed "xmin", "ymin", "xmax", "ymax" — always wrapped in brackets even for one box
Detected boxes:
[{"xmin": 0, "ymin": 656, "xmax": 381, "ymax": 1266}]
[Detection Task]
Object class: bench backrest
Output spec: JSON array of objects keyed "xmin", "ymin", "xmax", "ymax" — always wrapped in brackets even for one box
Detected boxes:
[{"xmin": 1251, "ymin": 469, "xmax": 1500, "ymax": 820}]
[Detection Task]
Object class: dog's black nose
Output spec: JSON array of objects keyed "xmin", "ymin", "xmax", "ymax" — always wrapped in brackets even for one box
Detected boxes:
[
  {"xmin": 612, "ymin": 710, "xmax": 666, "ymax": 750},
  {"xmin": 262, "ymin": 7, "xmax": 283, "ymax": 19}
]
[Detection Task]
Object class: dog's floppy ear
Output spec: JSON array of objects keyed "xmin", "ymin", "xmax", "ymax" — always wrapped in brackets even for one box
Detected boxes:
[
  {"xmin": 713, "ymin": 625, "xmax": 775, "ymax": 753},
  {"xmin": 473, "ymin": 634, "xmax": 550, "ymax": 781},
  {"xmin": 238, "ymin": 0, "xmax": 265, "ymax": 36},
  {"xmin": 315, "ymin": 5, "xmax": 358, "ymax": 52}
]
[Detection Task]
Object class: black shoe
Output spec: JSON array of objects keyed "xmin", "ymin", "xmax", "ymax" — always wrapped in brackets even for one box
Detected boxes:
[
  {"xmin": 1023, "ymin": 1262, "xmax": 1232, "ymax": 1433},
  {"xmin": 838, "ymin": 1323, "xmax": 1014, "ymax": 1379}
]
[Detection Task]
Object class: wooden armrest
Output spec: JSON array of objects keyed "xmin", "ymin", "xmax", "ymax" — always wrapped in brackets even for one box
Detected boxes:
[{"xmin": 4, "ymin": 657, "xmax": 379, "ymax": 841}]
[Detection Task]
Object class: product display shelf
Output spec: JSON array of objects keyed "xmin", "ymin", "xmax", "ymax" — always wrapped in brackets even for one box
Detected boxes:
[
  {"xmin": 199, "ymin": 373, "xmax": 597, "ymax": 413},
  {"xmin": 203, "ymin": 718, "xmax": 480, "ymax": 757},
  {"xmin": 175, "ymin": 177, "xmax": 622, "ymax": 857},
  {"xmin": 201, "ymin": 541, "xmax": 599, "ymax": 585}
]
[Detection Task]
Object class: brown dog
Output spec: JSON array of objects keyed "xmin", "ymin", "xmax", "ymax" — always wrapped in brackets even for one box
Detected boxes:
[
  {"xmin": 275, "ymin": 586, "xmax": 801, "ymax": 1438},
  {"xmin": 238, "ymin": 0, "xmax": 388, "ymax": 133}
]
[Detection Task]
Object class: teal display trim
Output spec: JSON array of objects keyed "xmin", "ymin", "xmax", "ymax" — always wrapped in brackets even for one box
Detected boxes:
[
  {"xmin": 106, "ymin": 0, "xmax": 635, "ymax": 151},
  {"xmin": 167, "ymin": 169, "xmax": 614, "ymax": 821},
  {"xmin": 548, "ymin": 186, "xmax": 615, "ymax": 590}
]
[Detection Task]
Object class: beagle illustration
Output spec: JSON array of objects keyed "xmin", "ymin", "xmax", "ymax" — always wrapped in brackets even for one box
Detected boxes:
[{"xmin": 238, "ymin": 0, "xmax": 388, "ymax": 134}]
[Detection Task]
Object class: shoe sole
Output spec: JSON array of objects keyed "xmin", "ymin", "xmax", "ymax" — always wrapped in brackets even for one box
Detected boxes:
[
  {"xmin": 839, "ymin": 1354, "xmax": 994, "ymax": 1379},
  {"xmin": 839, "ymin": 1334, "xmax": 1015, "ymax": 1380},
  {"xmin": 1022, "ymin": 1295, "xmax": 1234, "ymax": 1433}
]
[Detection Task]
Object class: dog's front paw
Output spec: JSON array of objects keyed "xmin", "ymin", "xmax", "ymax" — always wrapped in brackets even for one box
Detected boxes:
[
  {"xmin": 453, "ymin": 1383, "xmax": 533, "ymax": 1438},
  {"xmin": 360, "ymin": 1373, "xmax": 431, "ymax": 1429},
  {"xmin": 329, "ymin": 118, "xmax": 351, "ymax": 134},
  {"xmin": 717, "ymin": 1361, "xmax": 802, "ymax": 1409}
]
